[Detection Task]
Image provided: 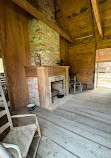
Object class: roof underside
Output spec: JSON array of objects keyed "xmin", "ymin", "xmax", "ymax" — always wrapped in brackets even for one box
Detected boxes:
[{"xmin": 55, "ymin": 0, "xmax": 111, "ymax": 42}]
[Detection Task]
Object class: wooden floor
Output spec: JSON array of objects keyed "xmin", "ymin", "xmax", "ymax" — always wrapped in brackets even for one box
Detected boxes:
[{"xmin": 14, "ymin": 88, "xmax": 111, "ymax": 158}]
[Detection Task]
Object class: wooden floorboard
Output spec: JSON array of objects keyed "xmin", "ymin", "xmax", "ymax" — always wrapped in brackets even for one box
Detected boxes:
[
  {"xmin": 37, "ymin": 118, "xmax": 111, "ymax": 158},
  {"xmin": 34, "ymin": 108, "xmax": 111, "ymax": 149},
  {"xmin": 36, "ymin": 136, "xmax": 78, "ymax": 158},
  {"xmin": 13, "ymin": 88, "xmax": 111, "ymax": 158}
]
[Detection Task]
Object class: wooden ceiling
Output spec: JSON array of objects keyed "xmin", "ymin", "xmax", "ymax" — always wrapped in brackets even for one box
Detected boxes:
[
  {"xmin": 10, "ymin": 0, "xmax": 111, "ymax": 44},
  {"xmin": 11, "ymin": 0, "xmax": 74, "ymax": 43},
  {"xmin": 56, "ymin": 0, "xmax": 94, "ymax": 39},
  {"xmin": 55, "ymin": 0, "xmax": 111, "ymax": 42}
]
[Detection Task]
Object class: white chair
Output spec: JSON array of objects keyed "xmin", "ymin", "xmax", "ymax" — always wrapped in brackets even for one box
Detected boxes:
[
  {"xmin": 0, "ymin": 81, "xmax": 41, "ymax": 158},
  {"xmin": 0, "ymin": 75, "xmax": 7, "ymax": 85},
  {"xmin": 0, "ymin": 143, "xmax": 13, "ymax": 158},
  {"xmin": 69, "ymin": 75, "xmax": 87, "ymax": 93},
  {"xmin": 0, "ymin": 75, "xmax": 10, "ymax": 107}
]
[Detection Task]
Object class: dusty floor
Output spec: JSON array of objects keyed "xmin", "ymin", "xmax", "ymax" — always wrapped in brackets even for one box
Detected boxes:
[{"xmin": 14, "ymin": 88, "xmax": 111, "ymax": 158}]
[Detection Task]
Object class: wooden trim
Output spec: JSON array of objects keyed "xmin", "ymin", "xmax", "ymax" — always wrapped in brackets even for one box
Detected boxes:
[
  {"xmin": 96, "ymin": 62, "xmax": 99, "ymax": 88},
  {"xmin": 91, "ymin": 0, "xmax": 103, "ymax": 38},
  {"xmin": 96, "ymin": 60, "xmax": 111, "ymax": 63},
  {"xmin": 75, "ymin": 35, "xmax": 93, "ymax": 40},
  {"xmin": 25, "ymin": 65, "xmax": 70, "ymax": 68},
  {"xmin": 48, "ymin": 73, "xmax": 66, "ymax": 77},
  {"xmin": 11, "ymin": 0, "xmax": 74, "ymax": 43},
  {"xmin": 65, "ymin": 67, "xmax": 69, "ymax": 95},
  {"xmin": 97, "ymin": 66, "xmax": 111, "ymax": 69},
  {"xmin": 26, "ymin": 75, "xmax": 37, "ymax": 77}
]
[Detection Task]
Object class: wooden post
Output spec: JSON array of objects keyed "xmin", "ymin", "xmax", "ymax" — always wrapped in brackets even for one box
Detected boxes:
[
  {"xmin": 96, "ymin": 62, "xmax": 99, "ymax": 88},
  {"xmin": 65, "ymin": 67, "xmax": 69, "ymax": 95},
  {"xmin": 91, "ymin": 0, "xmax": 103, "ymax": 38}
]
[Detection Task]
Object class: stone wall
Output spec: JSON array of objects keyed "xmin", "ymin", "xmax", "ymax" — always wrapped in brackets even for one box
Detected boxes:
[{"xmin": 28, "ymin": 0, "xmax": 60, "ymax": 65}]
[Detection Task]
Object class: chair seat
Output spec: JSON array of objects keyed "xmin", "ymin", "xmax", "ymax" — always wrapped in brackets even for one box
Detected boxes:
[{"xmin": 3, "ymin": 124, "xmax": 37, "ymax": 158}]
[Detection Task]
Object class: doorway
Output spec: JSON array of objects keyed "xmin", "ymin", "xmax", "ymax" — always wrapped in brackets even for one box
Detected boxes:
[{"xmin": 95, "ymin": 48, "xmax": 111, "ymax": 88}]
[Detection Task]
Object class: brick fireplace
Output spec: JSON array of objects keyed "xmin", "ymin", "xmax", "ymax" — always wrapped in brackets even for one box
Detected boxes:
[
  {"xmin": 25, "ymin": 65, "xmax": 69, "ymax": 108},
  {"xmin": 49, "ymin": 75, "xmax": 66, "ymax": 104}
]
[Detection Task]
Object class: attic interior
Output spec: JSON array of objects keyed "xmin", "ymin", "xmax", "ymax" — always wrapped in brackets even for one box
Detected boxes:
[{"xmin": 0, "ymin": 0, "xmax": 111, "ymax": 157}]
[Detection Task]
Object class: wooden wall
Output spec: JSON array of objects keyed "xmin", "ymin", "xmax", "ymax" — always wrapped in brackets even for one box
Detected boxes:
[
  {"xmin": 96, "ymin": 48, "xmax": 111, "ymax": 62},
  {"xmin": 60, "ymin": 37, "xmax": 68, "ymax": 65},
  {"xmin": 0, "ymin": 0, "xmax": 30, "ymax": 109},
  {"xmin": 57, "ymin": 0, "xmax": 111, "ymax": 89},
  {"xmin": 68, "ymin": 43, "xmax": 95, "ymax": 89}
]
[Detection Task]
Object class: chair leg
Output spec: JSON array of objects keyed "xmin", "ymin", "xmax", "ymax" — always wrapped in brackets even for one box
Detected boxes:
[
  {"xmin": 80, "ymin": 85, "xmax": 83, "ymax": 92},
  {"xmin": 33, "ymin": 125, "xmax": 41, "ymax": 158},
  {"xmin": 74, "ymin": 84, "xmax": 76, "ymax": 93},
  {"xmin": 32, "ymin": 137, "xmax": 41, "ymax": 158},
  {"xmin": 69, "ymin": 85, "xmax": 71, "ymax": 93},
  {"xmin": 52, "ymin": 95, "xmax": 54, "ymax": 103},
  {"xmin": 37, "ymin": 125, "xmax": 41, "ymax": 138}
]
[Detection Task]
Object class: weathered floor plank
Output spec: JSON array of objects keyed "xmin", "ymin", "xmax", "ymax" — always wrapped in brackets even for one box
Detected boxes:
[
  {"xmin": 13, "ymin": 88, "xmax": 111, "ymax": 158},
  {"xmin": 38, "ymin": 118, "xmax": 111, "ymax": 158},
  {"xmin": 53, "ymin": 108, "xmax": 111, "ymax": 134},
  {"xmin": 36, "ymin": 136, "xmax": 78, "ymax": 158},
  {"xmin": 33, "ymin": 107, "xmax": 111, "ymax": 149}
]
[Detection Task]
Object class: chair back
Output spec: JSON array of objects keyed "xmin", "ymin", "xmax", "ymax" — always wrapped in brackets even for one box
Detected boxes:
[
  {"xmin": 0, "ymin": 76, "xmax": 7, "ymax": 84},
  {"xmin": 70, "ymin": 75, "xmax": 77, "ymax": 83},
  {"xmin": 74, "ymin": 75, "xmax": 77, "ymax": 82},
  {"xmin": 0, "ymin": 80, "xmax": 13, "ymax": 135}
]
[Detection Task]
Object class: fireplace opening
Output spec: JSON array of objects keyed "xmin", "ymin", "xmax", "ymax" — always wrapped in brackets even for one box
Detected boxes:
[{"xmin": 51, "ymin": 80, "xmax": 65, "ymax": 103}]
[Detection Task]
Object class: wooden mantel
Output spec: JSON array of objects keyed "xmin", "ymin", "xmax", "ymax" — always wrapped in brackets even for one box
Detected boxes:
[{"xmin": 25, "ymin": 65, "xmax": 70, "ymax": 107}]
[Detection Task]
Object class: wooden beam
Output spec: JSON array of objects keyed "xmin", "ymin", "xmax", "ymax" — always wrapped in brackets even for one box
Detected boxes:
[
  {"xmin": 75, "ymin": 35, "xmax": 93, "ymax": 40},
  {"xmin": 91, "ymin": 0, "xmax": 103, "ymax": 38},
  {"xmin": 11, "ymin": 0, "xmax": 74, "ymax": 43},
  {"xmin": 96, "ymin": 62, "xmax": 99, "ymax": 88}
]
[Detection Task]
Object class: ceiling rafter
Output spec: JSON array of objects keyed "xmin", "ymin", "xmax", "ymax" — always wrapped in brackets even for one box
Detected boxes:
[
  {"xmin": 91, "ymin": 0, "xmax": 103, "ymax": 38},
  {"xmin": 11, "ymin": 0, "xmax": 74, "ymax": 43}
]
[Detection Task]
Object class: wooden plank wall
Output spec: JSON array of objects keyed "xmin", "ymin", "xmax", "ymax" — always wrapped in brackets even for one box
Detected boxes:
[
  {"xmin": 60, "ymin": 37, "xmax": 68, "ymax": 65},
  {"xmin": 0, "ymin": 50, "xmax": 2, "ymax": 58},
  {"xmin": 96, "ymin": 48, "xmax": 111, "ymax": 62},
  {"xmin": 68, "ymin": 43, "xmax": 95, "ymax": 89},
  {"xmin": 0, "ymin": 0, "xmax": 30, "ymax": 109},
  {"xmin": 59, "ymin": 0, "xmax": 111, "ymax": 89}
]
